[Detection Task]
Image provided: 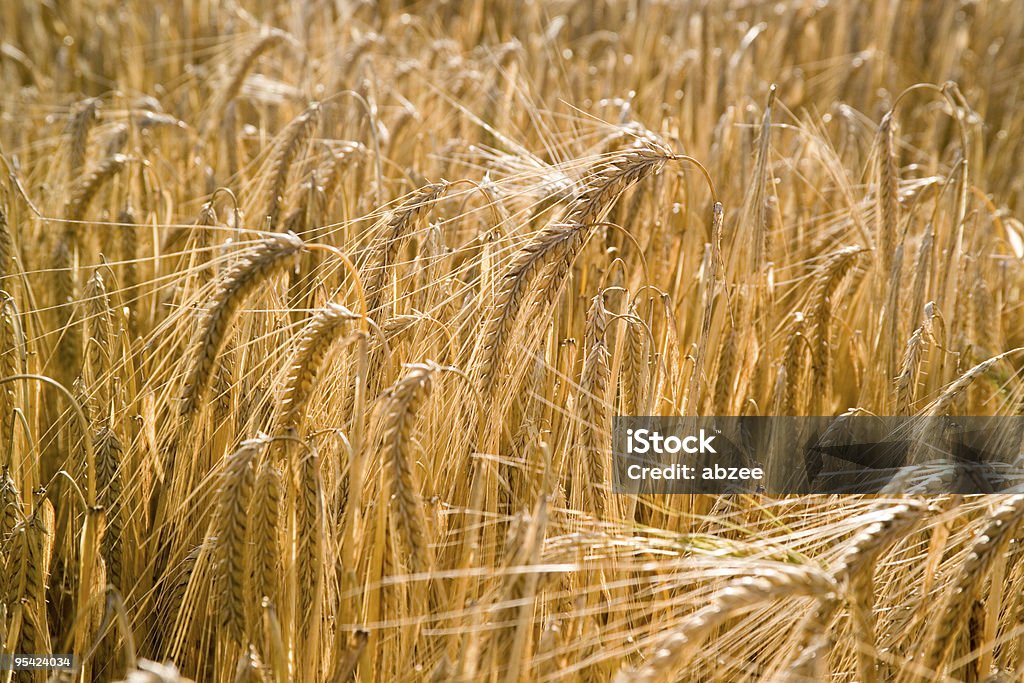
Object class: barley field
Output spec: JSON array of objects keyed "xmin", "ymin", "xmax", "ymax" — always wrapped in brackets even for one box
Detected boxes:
[{"xmin": 2, "ymin": 0, "xmax": 1024, "ymax": 681}]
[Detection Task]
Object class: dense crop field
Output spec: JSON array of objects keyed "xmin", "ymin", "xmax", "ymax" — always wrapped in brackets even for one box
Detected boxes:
[{"xmin": 2, "ymin": 1, "xmax": 1024, "ymax": 680}]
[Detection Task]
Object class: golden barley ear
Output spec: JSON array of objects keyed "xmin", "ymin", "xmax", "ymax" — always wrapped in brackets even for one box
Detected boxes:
[
  {"xmin": 895, "ymin": 322, "xmax": 927, "ymax": 414},
  {"xmin": 378, "ymin": 362, "xmax": 441, "ymax": 575},
  {"xmin": 213, "ymin": 438, "xmax": 263, "ymax": 645},
  {"xmin": 64, "ymin": 152, "xmax": 128, "ymax": 225},
  {"xmin": 247, "ymin": 461, "xmax": 282, "ymax": 645},
  {"xmin": 209, "ymin": 29, "xmax": 292, "ymax": 135},
  {"xmin": 293, "ymin": 437, "xmax": 325, "ymax": 681},
  {"xmin": 809, "ymin": 246, "xmax": 863, "ymax": 414},
  {"xmin": 362, "ymin": 181, "xmax": 449, "ymax": 317},
  {"xmin": 922, "ymin": 347, "xmax": 1024, "ymax": 416},
  {"xmin": 876, "ymin": 111, "xmax": 900, "ymax": 280},
  {"xmin": 621, "ymin": 302, "xmax": 651, "ymax": 416},
  {"xmin": 0, "ymin": 298, "xmax": 18, "ymax": 458},
  {"xmin": 0, "ymin": 204, "xmax": 12, "ymax": 282},
  {"xmin": 96, "ymin": 425, "xmax": 125, "ymax": 591},
  {"xmin": 65, "ymin": 97, "xmax": 101, "ymax": 178},
  {"xmin": 475, "ymin": 146, "xmax": 672, "ymax": 401},
  {"xmin": 276, "ymin": 302, "xmax": 360, "ymax": 430},
  {"xmin": 0, "ymin": 468, "xmax": 23, "ymax": 586},
  {"xmin": 916, "ymin": 497, "xmax": 1024, "ymax": 681},
  {"xmin": 832, "ymin": 502, "xmax": 928, "ymax": 683},
  {"xmin": 263, "ymin": 102, "xmax": 322, "ymax": 229},
  {"xmin": 578, "ymin": 293, "xmax": 611, "ymax": 516},
  {"xmin": 180, "ymin": 232, "xmax": 305, "ymax": 418},
  {"xmin": 84, "ymin": 269, "xmax": 115, "ymax": 416},
  {"xmin": 8, "ymin": 505, "xmax": 53, "ymax": 655},
  {"xmin": 619, "ymin": 564, "xmax": 839, "ymax": 683}
]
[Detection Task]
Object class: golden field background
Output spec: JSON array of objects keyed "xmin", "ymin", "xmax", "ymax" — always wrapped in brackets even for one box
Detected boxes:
[{"xmin": 1, "ymin": 0, "xmax": 1024, "ymax": 680}]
